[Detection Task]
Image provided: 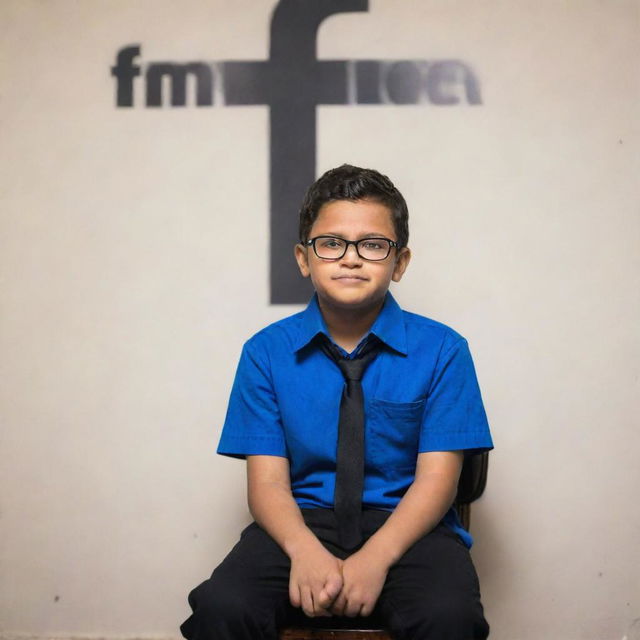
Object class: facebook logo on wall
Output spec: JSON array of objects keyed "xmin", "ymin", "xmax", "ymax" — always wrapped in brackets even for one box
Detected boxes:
[{"xmin": 111, "ymin": 0, "xmax": 482, "ymax": 304}]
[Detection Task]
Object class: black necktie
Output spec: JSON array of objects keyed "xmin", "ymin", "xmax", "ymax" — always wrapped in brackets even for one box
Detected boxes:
[{"xmin": 319, "ymin": 335, "xmax": 380, "ymax": 549}]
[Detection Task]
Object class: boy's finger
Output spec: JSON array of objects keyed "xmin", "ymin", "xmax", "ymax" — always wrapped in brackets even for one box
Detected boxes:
[
  {"xmin": 317, "ymin": 586, "xmax": 338, "ymax": 609},
  {"xmin": 289, "ymin": 581, "xmax": 301, "ymax": 608},
  {"xmin": 301, "ymin": 587, "xmax": 315, "ymax": 617},
  {"xmin": 319, "ymin": 574, "xmax": 343, "ymax": 605},
  {"xmin": 344, "ymin": 598, "xmax": 362, "ymax": 618},
  {"xmin": 330, "ymin": 593, "xmax": 347, "ymax": 617},
  {"xmin": 316, "ymin": 589, "xmax": 331, "ymax": 609},
  {"xmin": 311, "ymin": 587, "xmax": 334, "ymax": 616}
]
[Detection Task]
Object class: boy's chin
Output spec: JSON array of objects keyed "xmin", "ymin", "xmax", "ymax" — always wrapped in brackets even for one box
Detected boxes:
[{"xmin": 317, "ymin": 288, "xmax": 387, "ymax": 312}]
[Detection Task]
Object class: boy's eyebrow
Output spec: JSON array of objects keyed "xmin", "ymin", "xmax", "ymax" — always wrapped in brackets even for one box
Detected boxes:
[{"xmin": 316, "ymin": 232, "xmax": 392, "ymax": 239}]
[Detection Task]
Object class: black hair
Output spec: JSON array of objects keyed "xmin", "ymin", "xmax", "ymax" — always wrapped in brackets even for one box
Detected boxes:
[{"xmin": 298, "ymin": 164, "xmax": 409, "ymax": 247}]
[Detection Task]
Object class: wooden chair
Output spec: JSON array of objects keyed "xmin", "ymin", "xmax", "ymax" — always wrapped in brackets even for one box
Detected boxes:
[
  {"xmin": 278, "ymin": 452, "xmax": 489, "ymax": 640},
  {"xmin": 280, "ymin": 628, "xmax": 391, "ymax": 639}
]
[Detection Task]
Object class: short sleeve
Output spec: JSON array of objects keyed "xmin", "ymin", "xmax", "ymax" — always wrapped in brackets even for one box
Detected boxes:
[
  {"xmin": 216, "ymin": 339, "xmax": 288, "ymax": 459},
  {"xmin": 419, "ymin": 337, "xmax": 493, "ymax": 453}
]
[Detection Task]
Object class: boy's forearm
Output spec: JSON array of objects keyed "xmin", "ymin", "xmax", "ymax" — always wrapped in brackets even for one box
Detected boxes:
[
  {"xmin": 361, "ymin": 451, "xmax": 463, "ymax": 568},
  {"xmin": 246, "ymin": 456, "xmax": 322, "ymax": 559},
  {"xmin": 249, "ymin": 480, "xmax": 320, "ymax": 557}
]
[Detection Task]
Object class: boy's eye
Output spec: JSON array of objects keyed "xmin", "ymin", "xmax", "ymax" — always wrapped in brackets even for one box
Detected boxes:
[
  {"xmin": 361, "ymin": 240, "xmax": 384, "ymax": 250},
  {"xmin": 320, "ymin": 238, "xmax": 345, "ymax": 249}
]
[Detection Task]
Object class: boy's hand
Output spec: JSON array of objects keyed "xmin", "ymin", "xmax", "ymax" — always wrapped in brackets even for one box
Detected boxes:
[
  {"xmin": 330, "ymin": 547, "xmax": 389, "ymax": 618},
  {"xmin": 289, "ymin": 541, "xmax": 344, "ymax": 617}
]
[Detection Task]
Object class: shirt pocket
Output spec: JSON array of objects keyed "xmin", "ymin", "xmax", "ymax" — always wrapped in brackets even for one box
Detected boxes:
[{"xmin": 367, "ymin": 398, "xmax": 426, "ymax": 473}]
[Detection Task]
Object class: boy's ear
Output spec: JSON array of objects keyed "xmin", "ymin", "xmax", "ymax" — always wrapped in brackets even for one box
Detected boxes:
[
  {"xmin": 392, "ymin": 247, "xmax": 411, "ymax": 283},
  {"xmin": 294, "ymin": 243, "xmax": 310, "ymax": 278}
]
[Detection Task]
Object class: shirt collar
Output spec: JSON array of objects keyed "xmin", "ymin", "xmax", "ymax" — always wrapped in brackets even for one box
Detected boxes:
[{"xmin": 294, "ymin": 292, "xmax": 408, "ymax": 356}]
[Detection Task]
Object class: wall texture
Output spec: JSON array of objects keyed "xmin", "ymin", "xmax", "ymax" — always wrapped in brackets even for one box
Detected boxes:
[{"xmin": 1, "ymin": 1, "xmax": 639, "ymax": 639}]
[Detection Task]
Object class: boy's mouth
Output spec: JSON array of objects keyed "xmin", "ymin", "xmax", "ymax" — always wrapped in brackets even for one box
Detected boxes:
[{"xmin": 333, "ymin": 275, "xmax": 368, "ymax": 282}]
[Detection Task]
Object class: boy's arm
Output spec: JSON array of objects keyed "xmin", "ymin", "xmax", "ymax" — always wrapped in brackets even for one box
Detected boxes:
[
  {"xmin": 331, "ymin": 450, "xmax": 463, "ymax": 617},
  {"xmin": 247, "ymin": 455, "xmax": 344, "ymax": 617}
]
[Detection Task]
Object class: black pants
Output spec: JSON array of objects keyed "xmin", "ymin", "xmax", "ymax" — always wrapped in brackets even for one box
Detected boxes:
[{"xmin": 180, "ymin": 509, "xmax": 489, "ymax": 640}]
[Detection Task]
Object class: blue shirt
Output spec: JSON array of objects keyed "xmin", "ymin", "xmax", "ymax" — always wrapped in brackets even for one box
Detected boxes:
[{"xmin": 217, "ymin": 293, "xmax": 493, "ymax": 547}]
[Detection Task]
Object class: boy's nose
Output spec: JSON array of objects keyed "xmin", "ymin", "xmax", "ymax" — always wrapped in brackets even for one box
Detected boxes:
[{"xmin": 341, "ymin": 243, "xmax": 362, "ymax": 264}]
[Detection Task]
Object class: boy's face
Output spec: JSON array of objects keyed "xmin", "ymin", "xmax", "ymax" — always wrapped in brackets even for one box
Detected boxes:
[{"xmin": 294, "ymin": 199, "xmax": 411, "ymax": 313}]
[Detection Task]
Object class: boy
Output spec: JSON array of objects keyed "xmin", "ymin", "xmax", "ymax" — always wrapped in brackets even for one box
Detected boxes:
[{"xmin": 181, "ymin": 165, "xmax": 493, "ymax": 639}]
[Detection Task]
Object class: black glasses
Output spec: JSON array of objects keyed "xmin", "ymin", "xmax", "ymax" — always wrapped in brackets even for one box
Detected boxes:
[{"xmin": 305, "ymin": 236, "xmax": 398, "ymax": 261}]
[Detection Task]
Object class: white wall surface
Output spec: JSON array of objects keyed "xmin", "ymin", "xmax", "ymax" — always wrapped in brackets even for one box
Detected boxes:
[{"xmin": 1, "ymin": 1, "xmax": 639, "ymax": 639}]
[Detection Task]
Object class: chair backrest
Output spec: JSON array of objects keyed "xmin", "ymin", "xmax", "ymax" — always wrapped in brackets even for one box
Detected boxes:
[
  {"xmin": 455, "ymin": 451, "xmax": 489, "ymax": 505},
  {"xmin": 454, "ymin": 451, "xmax": 489, "ymax": 530}
]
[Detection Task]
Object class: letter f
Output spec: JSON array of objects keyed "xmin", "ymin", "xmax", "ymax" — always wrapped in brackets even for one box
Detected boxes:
[{"xmin": 111, "ymin": 46, "xmax": 141, "ymax": 107}]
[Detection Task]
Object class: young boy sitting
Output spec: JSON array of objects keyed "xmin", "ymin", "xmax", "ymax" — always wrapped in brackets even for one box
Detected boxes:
[{"xmin": 181, "ymin": 165, "xmax": 493, "ymax": 640}]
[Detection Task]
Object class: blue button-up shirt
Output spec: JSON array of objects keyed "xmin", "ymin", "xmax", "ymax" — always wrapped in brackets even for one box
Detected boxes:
[{"xmin": 218, "ymin": 293, "xmax": 493, "ymax": 546}]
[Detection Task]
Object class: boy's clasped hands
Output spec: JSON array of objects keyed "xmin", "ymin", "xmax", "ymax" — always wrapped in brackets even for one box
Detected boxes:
[{"xmin": 288, "ymin": 535, "xmax": 390, "ymax": 618}]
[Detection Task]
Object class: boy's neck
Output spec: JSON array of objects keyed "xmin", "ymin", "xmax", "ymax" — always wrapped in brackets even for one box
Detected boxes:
[{"xmin": 318, "ymin": 296, "xmax": 385, "ymax": 353}]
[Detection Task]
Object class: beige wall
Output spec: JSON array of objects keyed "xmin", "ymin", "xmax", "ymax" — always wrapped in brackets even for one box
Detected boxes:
[{"xmin": 1, "ymin": 1, "xmax": 639, "ymax": 638}]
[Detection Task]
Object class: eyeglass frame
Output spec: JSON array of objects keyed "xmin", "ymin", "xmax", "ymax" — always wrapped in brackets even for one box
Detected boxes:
[{"xmin": 304, "ymin": 235, "xmax": 400, "ymax": 261}]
